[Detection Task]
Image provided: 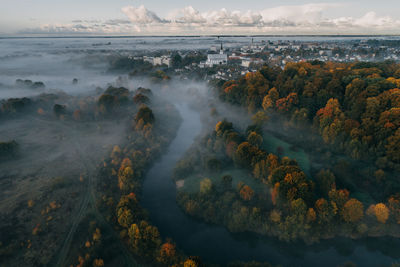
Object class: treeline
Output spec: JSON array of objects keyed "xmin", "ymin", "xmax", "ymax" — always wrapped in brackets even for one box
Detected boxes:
[
  {"xmin": 175, "ymin": 120, "xmax": 400, "ymax": 243},
  {"xmin": 0, "ymin": 85, "xmax": 152, "ymax": 122}
]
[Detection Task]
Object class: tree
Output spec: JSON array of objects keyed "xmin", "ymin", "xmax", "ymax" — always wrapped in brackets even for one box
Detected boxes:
[
  {"xmin": 386, "ymin": 129, "xmax": 400, "ymax": 163},
  {"xmin": 118, "ymin": 166, "xmax": 134, "ymax": 191},
  {"xmin": 374, "ymin": 203, "xmax": 390, "ymax": 224},
  {"xmin": 388, "ymin": 196, "xmax": 400, "ymax": 224},
  {"xmin": 239, "ymin": 185, "xmax": 254, "ymax": 201},
  {"xmin": 133, "ymin": 93, "xmax": 150, "ymax": 104},
  {"xmin": 184, "ymin": 259, "xmax": 199, "ymax": 267},
  {"xmin": 291, "ymin": 198, "xmax": 307, "ymax": 217},
  {"xmin": 253, "ymin": 160, "xmax": 268, "ymax": 180},
  {"xmin": 117, "ymin": 208, "xmax": 133, "ymax": 228},
  {"xmin": 128, "ymin": 221, "xmax": 161, "ymax": 258},
  {"xmin": 200, "ymin": 178, "xmax": 212, "ymax": 194},
  {"xmin": 53, "ymin": 104, "xmax": 66, "ymax": 119},
  {"xmin": 262, "ymin": 95, "xmax": 274, "ymax": 110},
  {"xmin": 98, "ymin": 94, "xmax": 115, "ymax": 113},
  {"xmin": 158, "ymin": 242, "xmax": 176, "ymax": 264},
  {"xmin": 329, "ymin": 188, "xmax": 349, "ymax": 210},
  {"xmin": 135, "ymin": 106, "xmax": 155, "ymax": 124},
  {"xmin": 247, "ymin": 131, "xmax": 263, "ymax": 147},
  {"xmin": 307, "ymin": 208, "xmax": 317, "ymax": 223},
  {"xmin": 269, "ymin": 209, "xmax": 281, "ymax": 223},
  {"xmin": 342, "ymin": 198, "xmax": 364, "ymax": 223},
  {"xmin": 93, "ymin": 259, "xmax": 104, "ymax": 267},
  {"xmin": 234, "ymin": 142, "xmax": 264, "ymax": 168},
  {"xmin": 315, "ymin": 198, "xmax": 333, "ymax": 224},
  {"xmin": 171, "ymin": 53, "xmax": 183, "ymax": 68},
  {"xmin": 215, "ymin": 120, "xmax": 233, "ymax": 136}
]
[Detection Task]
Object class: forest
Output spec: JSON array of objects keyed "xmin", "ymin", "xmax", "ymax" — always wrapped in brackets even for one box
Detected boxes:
[{"xmin": 174, "ymin": 61, "xmax": 400, "ymax": 244}]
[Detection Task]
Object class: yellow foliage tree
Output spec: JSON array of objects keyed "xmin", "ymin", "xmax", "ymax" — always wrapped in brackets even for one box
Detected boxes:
[
  {"xmin": 374, "ymin": 203, "xmax": 390, "ymax": 224},
  {"xmin": 184, "ymin": 259, "xmax": 198, "ymax": 267}
]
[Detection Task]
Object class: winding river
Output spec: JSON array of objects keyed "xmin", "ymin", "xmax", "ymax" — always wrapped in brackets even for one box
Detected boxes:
[{"xmin": 142, "ymin": 103, "xmax": 400, "ymax": 267}]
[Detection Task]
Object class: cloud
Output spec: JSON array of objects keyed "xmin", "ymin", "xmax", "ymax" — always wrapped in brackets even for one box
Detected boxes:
[
  {"xmin": 19, "ymin": 21, "xmax": 141, "ymax": 35},
  {"xmin": 121, "ymin": 5, "xmax": 164, "ymax": 24},
  {"xmin": 17, "ymin": 4, "xmax": 400, "ymax": 35},
  {"xmin": 169, "ymin": 6, "xmax": 207, "ymax": 24},
  {"xmin": 202, "ymin": 9, "xmax": 263, "ymax": 26},
  {"xmin": 119, "ymin": 4, "xmax": 400, "ymax": 34}
]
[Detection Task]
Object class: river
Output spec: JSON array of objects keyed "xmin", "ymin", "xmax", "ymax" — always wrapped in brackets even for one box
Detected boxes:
[{"xmin": 142, "ymin": 103, "xmax": 399, "ymax": 267}]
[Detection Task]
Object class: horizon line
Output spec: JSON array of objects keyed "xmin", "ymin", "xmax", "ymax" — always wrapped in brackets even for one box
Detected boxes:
[{"xmin": 1, "ymin": 34, "xmax": 400, "ymax": 39}]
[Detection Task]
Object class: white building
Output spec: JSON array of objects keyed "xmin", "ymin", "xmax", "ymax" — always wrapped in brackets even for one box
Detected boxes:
[
  {"xmin": 143, "ymin": 56, "xmax": 171, "ymax": 67},
  {"xmin": 241, "ymin": 58, "xmax": 264, "ymax": 68},
  {"xmin": 205, "ymin": 53, "xmax": 228, "ymax": 67}
]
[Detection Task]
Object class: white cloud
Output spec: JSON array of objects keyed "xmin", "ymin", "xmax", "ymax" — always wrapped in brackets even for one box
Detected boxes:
[
  {"xmin": 18, "ymin": 4, "xmax": 400, "ymax": 35},
  {"xmin": 260, "ymin": 3, "xmax": 335, "ymax": 24},
  {"xmin": 121, "ymin": 5, "xmax": 164, "ymax": 24},
  {"xmin": 172, "ymin": 6, "xmax": 207, "ymax": 24},
  {"xmin": 202, "ymin": 9, "xmax": 263, "ymax": 26}
]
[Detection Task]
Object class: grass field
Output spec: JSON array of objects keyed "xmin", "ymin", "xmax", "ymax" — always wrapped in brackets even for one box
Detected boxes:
[{"xmin": 262, "ymin": 132, "xmax": 311, "ymax": 176}]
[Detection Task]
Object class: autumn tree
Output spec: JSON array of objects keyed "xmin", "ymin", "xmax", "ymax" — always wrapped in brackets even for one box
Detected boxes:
[
  {"xmin": 118, "ymin": 166, "xmax": 134, "ymax": 191},
  {"xmin": 135, "ymin": 105, "xmax": 155, "ymax": 125},
  {"xmin": 342, "ymin": 198, "xmax": 364, "ymax": 223},
  {"xmin": 247, "ymin": 131, "xmax": 263, "ymax": 147},
  {"xmin": 315, "ymin": 198, "xmax": 333, "ymax": 224},
  {"xmin": 93, "ymin": 259, "xmax": 104, "ymax": 267},
  {"xmin": 117, "ymin": 208, "xmax": 133, "ymax": 228},
  {"xmin": 184, "ymin": 259, "xmax": 199, "ymax": 267},
  {"xmin": 239, "ymin": 185, "xmax": 254, "ymax": 201},
  {"xmin": 157, "ymin": 241, "xmax": 176, "ymax": 264},
  {"xmin": 373, "ymin": 203, "xmax": 390, "ymax": 224}
]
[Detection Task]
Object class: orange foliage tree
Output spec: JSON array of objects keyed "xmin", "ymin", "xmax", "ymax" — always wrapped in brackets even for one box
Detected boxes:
[
  {"xmin": 239, "ymin": 185, "xmax": 254, "ymax": 201},
  {"xmin": 342, "ymin": 198, "xmax": 364, "ymax": 223}
]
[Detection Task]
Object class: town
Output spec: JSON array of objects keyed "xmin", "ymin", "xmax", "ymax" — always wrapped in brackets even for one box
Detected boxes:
[{"xmin": 120, "ymin": 37, "xmax": 400, "ymax": 82}]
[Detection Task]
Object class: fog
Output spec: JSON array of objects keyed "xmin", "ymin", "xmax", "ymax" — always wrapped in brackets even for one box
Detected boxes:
[
  {"xmin": 0, "ymin": 37, "xmax": 233, "ymax": 265},
  {"xmin": 1, "ymin": 37, "xmax": 397, "ymax": 267}
]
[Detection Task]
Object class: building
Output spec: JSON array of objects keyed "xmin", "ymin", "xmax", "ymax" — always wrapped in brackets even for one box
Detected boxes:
[
  {"xmin": 143, "ymin": 56, "xmax": 171, "ymax": 67},
  {"xmin": 241, "ymin": 58, "xmax": 265, "ymax": 68},
  {"xmin": 205, "ymin": 53, "xmax": 228, "ymax": 67},
  {"xmin": 319, "ymin": 50, "xmax": 333, "ymax": 57}
]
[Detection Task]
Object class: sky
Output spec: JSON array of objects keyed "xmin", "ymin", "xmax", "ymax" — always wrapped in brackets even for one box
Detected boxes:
[{"xmin": 1, "ymin": 0, "xmax": 400, "ymax": 35}]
